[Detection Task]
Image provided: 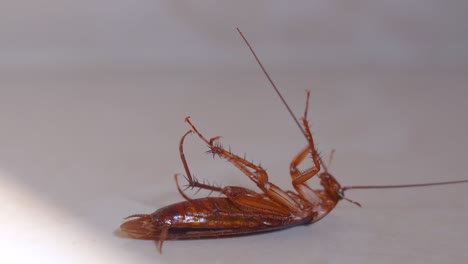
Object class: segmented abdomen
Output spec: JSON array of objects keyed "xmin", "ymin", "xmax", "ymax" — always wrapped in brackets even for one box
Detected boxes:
[{"xmin": 151, "ymin": 197, "xmax": 303, "ymax": 239}]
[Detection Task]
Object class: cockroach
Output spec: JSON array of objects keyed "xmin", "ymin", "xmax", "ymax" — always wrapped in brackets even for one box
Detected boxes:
[{"xmin": 119, "ymin": 28, "xmax": 468, "ymax": 253}]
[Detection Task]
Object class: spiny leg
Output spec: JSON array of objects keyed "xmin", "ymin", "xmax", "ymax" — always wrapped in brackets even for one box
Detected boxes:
[
  {"xmin": 184, "ymin": 117, "xmax": 269, "ymax": 186},
  {"xmin": 184, "ymin": 119, "xmax": 265, "ymax": 187},
  {"xmin": 289, "ymin": 91, "xmax": 323, "ymax": 205},
  {"xmin": 290, "ymin": 90, "xmax": 321, "ymax": 186},
  {"xmin": 176, "ymin": 127, "xmax": 295, "ymax": 215},
  {"xmin": 175, "ymin": 130, "xmax": 224, "ymax": 201},
  {"xmin": 290, "ymin": 144, "xmax": 320, "ymax": 186},
  {"xmin": 184, "ymin": 117, "xmax": 302, "ymax": 213}
]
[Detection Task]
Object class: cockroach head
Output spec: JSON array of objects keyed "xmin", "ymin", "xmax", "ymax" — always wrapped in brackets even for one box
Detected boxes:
[
  {"xmin": 318, "ymin": 151, "xmax": 361, "ymax": 207},
  {"xmin": 318, "ymin": 171, "xmax": 341, "ymax": 198},
  {"xmin": 318, "ymin": 171, "xmax": 361, "ymax": 207},
  {"xmin": 317, "ymin": 150, "xmax": 341, "ymax": 196}
]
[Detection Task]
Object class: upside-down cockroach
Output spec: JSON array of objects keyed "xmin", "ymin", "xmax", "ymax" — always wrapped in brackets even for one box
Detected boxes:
[{"xmin": 119, "ymin": 28, "xmax": 468, "ymax": 253}]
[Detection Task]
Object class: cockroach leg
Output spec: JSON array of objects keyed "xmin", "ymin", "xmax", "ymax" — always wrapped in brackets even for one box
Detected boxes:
[
  {"xmin": 289, "ymin": 145, "xmax": 320, "ymax": 186},
  {"xmin": 179, "ymin": 130, "xmax": 195, "ymax": 182},
  {"xmin": 175, "ymin": 130, "xmax": 224, "ymax": 201},
  {"xmin": 177, "ymin": 125, "xmax": 292, "ymax": 216},
  {"xmin": 288, "ymin": 91, "xmax": 323, "ymax": 204},
  {"xmin": 290, "ymin": 91, "xmax": 320, "ymax": 186},
  {"xmin": 184, "ymin": 117, "xmax": 268, "ymax": 186},
  {"xmin": 185, "ymin": 117, "xmax": 304, "ymax": 214},
  {"xmin": 303, "ymin": 89, "xmax": 311, "ymax": 119},
  {"xmin": 174, "ymin": 174, "xmax": 194, "ymax": 201},
  {"xmin": 157, "ymin": 225, "xmax": 169, "ymax": 254}
]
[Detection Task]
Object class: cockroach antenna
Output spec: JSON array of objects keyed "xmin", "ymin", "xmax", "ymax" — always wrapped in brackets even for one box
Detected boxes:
[
  {"xmin": 236, "ymin": 27, "xmax": 468, "ymax": 192},
  {"xmin": 237, "ymin": 27, "xmax": 327, "ymax": 167},
  {"xmin": 236, "ymin": 28, "xmax": 308, "ymax": 139}
]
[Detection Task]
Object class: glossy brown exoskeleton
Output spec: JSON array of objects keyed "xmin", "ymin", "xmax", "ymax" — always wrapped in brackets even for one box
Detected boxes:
[
  {"xmin": 120, "ymin": 90, "xmax": 351, "ymax": 252},
  {"xmin": 120, "ymin": 28, "xmax": 468, "ymax": 253}
]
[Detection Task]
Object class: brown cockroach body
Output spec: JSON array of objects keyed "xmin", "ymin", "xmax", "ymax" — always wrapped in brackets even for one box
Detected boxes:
[
  {"xmin": 120, "ymin": 29, "xmax": 468, "ymax": 253},
  {"xmin": 121, "ymin": 108, "xmax": 344, "ymax": 251}
]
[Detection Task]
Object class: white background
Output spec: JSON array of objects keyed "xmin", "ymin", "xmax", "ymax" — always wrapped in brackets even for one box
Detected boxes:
[{"xmin": 1, "ymin": 1, "xmax": 467, "ymax": 263}]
